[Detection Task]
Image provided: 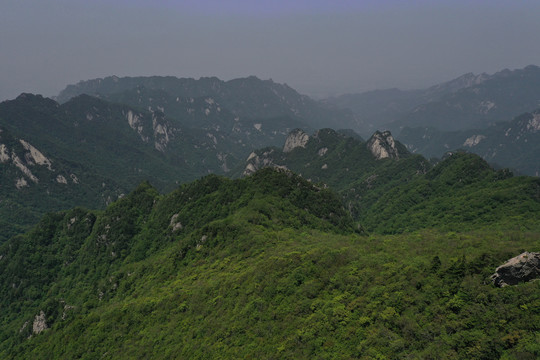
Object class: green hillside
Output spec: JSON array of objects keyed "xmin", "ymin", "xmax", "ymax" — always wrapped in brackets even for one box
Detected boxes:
[
  {"xmin": 241, "ymin": 129, "xmax": 540, "ymax": 234},
  {"xmin": 1, "ymin": 168, "xmax": 539, "ymax": 359}
]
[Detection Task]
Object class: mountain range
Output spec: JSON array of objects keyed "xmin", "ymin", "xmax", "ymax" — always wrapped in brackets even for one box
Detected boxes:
[
  {"xmin": 56, "ymin": 75, "xmax": 364, "ymax": 133},
  {"xmin": 0, "ymin": 77, "xmax": 362, "ymax": 241},
  {"xmin": 0, "ymin": 68, "xmax": 539, "ymax": 358},
  {"xmin": 0, "ymin": 93, "xmax": 238, "ymax": 240},
  {"xmin": 327, "ymin": 65, "xmax": 540, "ymax": 134},
  {"xmin": 2, "ymin": 66, "xmax": 540, "ymax": 241},
  {"xmin": 1, "ymin": 158, "xmax": 539, "ymax": 358},
  {"xmin": 398, "ymin": 109, "xmax": 540, "ymax": 176}
]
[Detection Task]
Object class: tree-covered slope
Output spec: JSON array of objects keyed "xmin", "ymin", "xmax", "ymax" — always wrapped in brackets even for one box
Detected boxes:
[
  {"xmin": 0, "ymin": 92, "xmax": 301, "ymax": 241},
  {"xmin": 398, "ymin": 109, "xmax": 540, "ymax": 176},
  {"xmin": 240, "ymin": 129, "xmax": 540, "ymax": 234},
  {"xmin": 0, "ymin": 169, "xmax": 355, "ymax": 353},
  {"xmin": 360, "ymin": 152, "xmax": 540, "ymax": 233},
  {"xmin": 0, "ymin": 169, "xmax": 539, "ymax": 359},
  {"xmin": 56, "ymin": 75, "xmax": 364, "ymax": 133}
]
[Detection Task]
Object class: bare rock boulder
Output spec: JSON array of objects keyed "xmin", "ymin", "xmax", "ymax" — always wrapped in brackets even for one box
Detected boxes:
[{"xmin": 491, "ymin": 252, "xmax": 540, "ymax": 287}]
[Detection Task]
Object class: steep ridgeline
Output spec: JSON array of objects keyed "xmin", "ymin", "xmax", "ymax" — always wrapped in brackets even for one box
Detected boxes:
[
  {"xmin": 56, "ymin": 75, "xmax": 365, "ymax": 135},
  {"xmin": 1, "ymin": 168, "xmax": 539, "ymax": 359},
  {"xmin": 241, "ymin": 129, "xmax": 540, "ymax": 233},
  {"xmin": 242, "ymin": 128, "xmax": 411, "ymax": 179},
  {"xmin": 327, "ymin": 65, "xmax": 540, "ymax": 133},
  {"xmin": 0, "ymin": 93, "xmax": 266, "ymax": 241},
  {"xmin": 398, "ymin": 109, "xmax": 540, "ymax": 176},
  {"xmin": 0, "ymin": 169, "xmax": 355, "ymax": 357},
  {"xmin": 241, "ymin": 128, "xmax": 425, "ymax": 221},
  {"xmin": 0, "ymin": 125, "xmax": 117, "ymax": 240}
]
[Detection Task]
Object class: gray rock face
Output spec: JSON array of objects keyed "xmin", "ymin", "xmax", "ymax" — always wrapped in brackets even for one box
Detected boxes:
[
  {"xmin": 283, "ymin": 129, "xmax": 309, "ymax": 153},
  {"xmin": 367, "ymin": 130, "xmax": 400, "ymax": 160},
  {"xmin": 491, "ymin": 252, "xmax": 540, "ymax": 287},
  {"xmin": 243, "ymin": 149, "xmax": 288, "ymax": 176},
  {"xmin": 32, "ymin": 310, "xmax": 48, "ymax": 334}
]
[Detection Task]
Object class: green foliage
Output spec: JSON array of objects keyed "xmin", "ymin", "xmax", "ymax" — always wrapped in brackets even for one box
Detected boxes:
[
  {"xmin": 359, "ymin": 152, "xmax": 540, "ymax": 233},
  {"xmin": 0, "ymin": 166, "xmax": 538, "ymax": 359}
]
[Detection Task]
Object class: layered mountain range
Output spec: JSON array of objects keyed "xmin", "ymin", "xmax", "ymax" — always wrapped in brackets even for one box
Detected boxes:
[
  {"xmin": 2, "ymin": 66, "xmax": 540, "ymax": 240},
  {"xmin": 1, "ymin": 69, "xmax": 540, "ymax": 358},
  {"xmin": 1, "ymin": 155, "xmax": 539, "ymax": 358},
  {"xmin": 56, "ymin": 75, "xmax": 364, "ymax": 133},
  {"xmin": 327, "ymin": 65, "xmax": 540, "ymax": 133},
  {"xmin": 0, "ymin": 93, "xmax": 242, "ymax": 240},
  {"xmin": 398, "ymin": 109, "xmax": 540, "ymax": 176},
  {"xmin": 0, "ymin": 75, "xmax": 362, "ymax": 240}
]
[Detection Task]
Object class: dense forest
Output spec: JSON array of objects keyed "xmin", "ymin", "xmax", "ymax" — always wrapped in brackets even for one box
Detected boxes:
[{"xmin": 1, "ymin": 163, "xmax": 539, "ymax": 359}]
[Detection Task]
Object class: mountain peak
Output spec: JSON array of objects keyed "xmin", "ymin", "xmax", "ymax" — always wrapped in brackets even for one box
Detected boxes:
[
  {"xmin": 12, "ymin": 93, "xmax": 58, "ymax": 107},
  {"xmin": 366, "ymin": 130, "xmax": 404, "ymax": 160},
  {"xmin": 283, "ymin": 128, "xmax": 310, "ymax": 153}
]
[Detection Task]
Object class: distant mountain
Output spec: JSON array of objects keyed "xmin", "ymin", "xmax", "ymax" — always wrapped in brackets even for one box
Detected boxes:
[
  {"xmin": 398, "ymin": 109, "xmax": 540, "ymax": 176},
  {"xmin": 238, "ymin": 128, "xmax": 539, "ymax": 233},
  {"xmin": 239, "ymin": 128, "xmax": 429, "ymax": 227},
  {"xmin": 240, "ymin": 128, "xmax": 413, "ymax": 184},
  {"xmin": 1, "ymin": 76, "xmax": 368, "ymax": 241},
  {"xmin": 56, "ymin": 75, "xmax": 365, "ymax": 133},
  {"xmin": 395, "ymin": 65, "xmax": 540, "ymax": 131},
  {"xmin": 327, "ymin": 65, "xmax": 540, "ymax": 133},
  {"xmin": 0, "ymin": 92, "xmax": 288, "ymax": 241}
]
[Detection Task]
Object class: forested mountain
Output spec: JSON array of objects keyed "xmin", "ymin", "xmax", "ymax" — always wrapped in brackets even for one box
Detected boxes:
[
  {"xmin": 241, "ymin": 128, "xmax": 540, "ymax": 233},
  {"xmin": 0, "ymin": 89, "xmax": 327, "ymax": 241},
  {"xmin": 1, "ymin": 69, "xmax": 539, "ymax": 359},
  {"xmin": 398, "ymin": 109, "xmax": 540, "ymax": 176},
  {"xmin": 56, "ymin": 75, "xmax": 364, "ymax": 133},
  {"xmin": 0, "ymin": 167, "xmax": 539, "ymax": 359},
  {"xmin": 327, "ymin": 65, "xmax": 540, "ymax": 133}
]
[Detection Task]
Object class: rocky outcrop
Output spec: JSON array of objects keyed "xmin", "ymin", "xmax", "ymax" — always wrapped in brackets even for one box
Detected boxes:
[
  {"xmin": 19, "ymin": 139, "xmax": 53, "ymax": 170},
  {"xmin": 32, "ymin": 311, "xmax": 48, "ymax": 334},
  {"xmin": 283, "ymin": 129, "xmax": 309, "ymax": 153},
  {"xmin": 170, "ymin": 213, "xmax": 183, "ymax": 232},
  {"xmin": 367, "ymin": 131, "xmax": 400, "ymax": 160},
  {"xmin": 243, "ymin": 149, "xmax": 287, "ymax": 176},
  {"xmin": 527, "ymin": 112, "xmax": 540, "ymax": 132},
  {"xmin": 491, "ymin": 252, "xmax": 540, "ymax": 287},
  {"xmin": 463, "ymin": 135, "xmax": 486, "ymax": 147}
]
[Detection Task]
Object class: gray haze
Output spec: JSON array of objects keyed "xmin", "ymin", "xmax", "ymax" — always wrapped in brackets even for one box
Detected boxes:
[{"xmin": 1, "ymin": 0, "xmax": 540, "ymax": 101}]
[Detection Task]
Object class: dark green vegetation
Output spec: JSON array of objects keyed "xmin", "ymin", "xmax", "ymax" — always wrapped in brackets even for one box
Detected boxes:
[
  {"xmin": 1, "ymin": 164, "xmax": 539, "ymax": 359},
  {"xmin": 0, "ymin": 74, "xmax": 363, "ymax": 241},
  {"xmin": 1, "ymin": 69, "xmax": 540, "ymax": 358},
  {"xmin": 398, "ymin": 109, "xmax": 540, "ymax": 177},
  {"xmin": 0, "ymin": 93, "xmax": 223, "ymax": 241},
  {"xmin": 360, "ymin": 152, "xmax": 540, "ymax": 233},
  {"xmin": 241, "ymin": 129, "xmax": 540, "ymax": 233}
]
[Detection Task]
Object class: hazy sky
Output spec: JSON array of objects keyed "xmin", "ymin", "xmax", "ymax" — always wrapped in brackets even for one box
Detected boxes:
[{"xmin": 1, "ymin": 0, "xmax": 540, "ymax": 101}]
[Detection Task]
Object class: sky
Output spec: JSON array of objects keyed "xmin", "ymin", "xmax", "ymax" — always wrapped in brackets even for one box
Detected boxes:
[{"xmin": 1, "ymin": 0, "xmax": 540, "ymax": 101}]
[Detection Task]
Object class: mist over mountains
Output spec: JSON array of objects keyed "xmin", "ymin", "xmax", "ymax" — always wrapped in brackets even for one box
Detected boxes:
[
  {"xmin": 1, "ymin": 64, "xmax": 540, "ymax": 359},
  {"xmin": 2, "ymin": 65, "xmax": 540, "ymax": 240},
  {"xmin": 327, "ymin": 65, "xmax": 540, "ymax": 133}
]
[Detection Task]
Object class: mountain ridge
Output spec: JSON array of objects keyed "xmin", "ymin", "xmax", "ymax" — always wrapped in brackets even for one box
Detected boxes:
[
  {"xmin": 398, "ymin": 108, "xmax": 540, "ymax": 176},
  {"xmin": 56, "ymin": 75, "xmax": 365, "ymax": 133},
  {"xmin": 1, "ymin": 165, "xmax": 539, "ymax": 359},
  {"xmin": 326, "ymin": 64, "xmax": 540, "ymax": 134}
]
